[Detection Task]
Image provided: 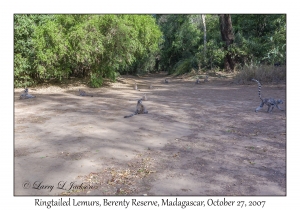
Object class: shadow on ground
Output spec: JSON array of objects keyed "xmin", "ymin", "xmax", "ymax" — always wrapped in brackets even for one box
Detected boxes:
[{"xmin": 14, "ymin": 73, "xmax": 286, "ymax": 195}]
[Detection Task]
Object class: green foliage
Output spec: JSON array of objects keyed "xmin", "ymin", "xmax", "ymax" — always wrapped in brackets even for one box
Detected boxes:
[
  {"xmin": 156, "ymin": 14, "xmax": 285, "ymax": 75},
  {"xmin": 197, "ymin": 39, "xmax": 224, "ymax": 70},
  {"xmin": 120, "ymin": 15, "xmax": 163, "ymax": 74},
  {"xmin": 157, "ymin": 15, "xmax": 201, "ymax": 74},
  {"xmin": 198, "ymin": 15, "xmax": 224, "ymax": 70},
  {"xmin": 90, "ymin": 72, "xmax": 103, "ymax": 88},
  {"xmin": 231, "ymin": 14, "xmax": 286, "ymax": 65},
  {"xmin": 14, "ymin": 14, "xmax": 162, "ymax": 87},
  {"xmin": 157, "ymin": 14, "xmax": 226, "ymax": 74},
  {"xmin": 14, "ymin": 14, "xmax": 286, "ymax": 86},
  {"xmin": 173, "ymin": 57, "xmax": 198, "ymax": 75},
  {"xmin": 14, "ymin": 14, "xmax": 53, "ymax": 87}
]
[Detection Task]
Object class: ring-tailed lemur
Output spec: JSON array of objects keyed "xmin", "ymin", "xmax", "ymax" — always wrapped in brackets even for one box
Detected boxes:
[
  {"xmin": 252, "ymin": 79, "xmax": 284, "ymax": 113},
  {"xmin": 142, "ymin": 94, "xmax": 147, "ymax": 101},
  {"xmin": 79, "ymin": 89, "xmax": 93, "ymax": 97},
  {"xmin": 21, "ymin": 88, "xmax": 28, "ymax": 95},
  {"xmin": 19, "ymin": 88, "xmax": 36, "ymax": 99},
  {"xmin": 195, "ymin": 78, "xmax": 200, "ymax": 84},
  {"xmin": 165, "ymin": 78, "xmax": 169, "ymax": 84},
  {"xmin": 204, "ymin": 76, "xmax": 209, "ymax": 82},
  {"xmin": 124, "ymin": 99, "xmax": 148, "ymax": 118},
  {"xmin": 133, "ymin": 83, "xmax": 140, "ymax": 91}
]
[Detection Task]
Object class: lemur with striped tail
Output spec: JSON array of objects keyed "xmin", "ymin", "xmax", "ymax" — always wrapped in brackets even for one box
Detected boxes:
[
  {"xmin": 124, "ymin": 99, "xmax": 148, "ymax": 118},
  {"xmin": 79, "ymin": 89, "xmax": 93, "ymax": 97},
  {"xmin": 19, "ymin": 88, "xmax": 36, "ymax": 99},
  {"xmin": 252, "ymin": 79, "xmax": 284, "ymax": 113}
]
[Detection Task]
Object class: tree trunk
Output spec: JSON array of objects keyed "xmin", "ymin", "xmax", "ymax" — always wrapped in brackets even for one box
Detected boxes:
[
  {"xmin": 155, "ymin": 56, "xmax": 160, "ymax": 72},
  {"xmin": 219, "ymin": 14, "xmax": 235, "ymax": 71},
  {"xmin": 201, "ymin": 14, "xmax": 207, "ymax": 54}
]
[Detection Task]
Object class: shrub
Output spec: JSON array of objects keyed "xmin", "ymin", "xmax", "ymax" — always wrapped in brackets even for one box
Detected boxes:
[{"xmin": 235, "ymin": 64, "xmax": 286, "ymax": 83}]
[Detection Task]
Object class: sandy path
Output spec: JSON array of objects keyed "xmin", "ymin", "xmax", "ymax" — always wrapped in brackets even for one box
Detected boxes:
[{"xmin": 14, "ymin": 73, "xmax": 286, "ymax": 195}]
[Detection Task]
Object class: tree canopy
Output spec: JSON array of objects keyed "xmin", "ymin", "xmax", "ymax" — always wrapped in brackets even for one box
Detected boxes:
[
  {"xmin": 14, "ymin": 14, "xmax": 286, "ymax": 87},
  {"xmin": 14, "ymin": 14, "xmax": 162, "ymax": 87}
]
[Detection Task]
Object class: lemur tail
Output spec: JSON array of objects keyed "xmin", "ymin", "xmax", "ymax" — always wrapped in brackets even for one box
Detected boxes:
[{"xmin": 252, "ymin": 79, "xmax": 263, "ymax": 102}]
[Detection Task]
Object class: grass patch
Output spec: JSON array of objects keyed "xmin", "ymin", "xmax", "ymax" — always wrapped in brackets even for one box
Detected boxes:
[{"xmin": 235, "ymin": 64, "xmax": 286, "ymax": 83}]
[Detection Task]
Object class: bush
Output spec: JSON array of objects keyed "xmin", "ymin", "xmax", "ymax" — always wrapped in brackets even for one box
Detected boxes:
[
  {"xmin": 235, "ymin": 64, "xmax": 286, "ymax": 83},
  {"xmin": 14, "ymin": 14, "xmax": 162, "ymax": 87},
  {"xmin": 173, "ymin": 57, "xmax": 198, "ymax": 76}
]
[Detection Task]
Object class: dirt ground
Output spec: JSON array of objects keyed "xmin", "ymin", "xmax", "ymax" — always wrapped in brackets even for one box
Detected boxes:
[{"xmin": 14, "ymin": 72, "xmax": 286, "ymax": 196}]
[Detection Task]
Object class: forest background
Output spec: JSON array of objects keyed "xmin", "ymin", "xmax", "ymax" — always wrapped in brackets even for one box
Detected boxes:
[{"xmin": 14, "ymin": 14, "xmax": 286, "ymax": 87}]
